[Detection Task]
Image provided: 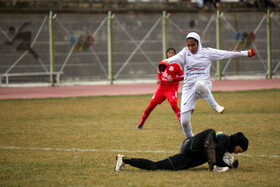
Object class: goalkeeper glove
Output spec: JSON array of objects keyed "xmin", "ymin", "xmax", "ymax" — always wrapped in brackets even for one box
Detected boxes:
[
  {"xmin": 223, "ymin": 152, "xmax": 234, "ymax": 166},
  {"xmin": 248, "ymin": 48, "xmax": 255, "ymax": 57}
]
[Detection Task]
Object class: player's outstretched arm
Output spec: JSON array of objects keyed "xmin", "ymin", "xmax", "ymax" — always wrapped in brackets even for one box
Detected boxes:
[{"xmin": 207, "ymin": 48, "xmax": 256, "ymax": 61}]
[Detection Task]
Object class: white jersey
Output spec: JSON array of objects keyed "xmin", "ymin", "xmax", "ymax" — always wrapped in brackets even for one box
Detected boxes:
[
  {"xmin": 165, "ymin": 32, "xmax": 249, "ymax": 85},
  {"xmin": 166, "ymin": 47, "xmax": 248, "ymax": 85},
  {"xmin": 164, "ymin": 32, "xmax": 250, "ymax": 113}
]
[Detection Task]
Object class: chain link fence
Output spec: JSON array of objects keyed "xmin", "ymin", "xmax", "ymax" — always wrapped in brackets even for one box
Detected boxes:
[{"xmin": 0, "ymin": 10, "xmax": 279, "ymax": 86}]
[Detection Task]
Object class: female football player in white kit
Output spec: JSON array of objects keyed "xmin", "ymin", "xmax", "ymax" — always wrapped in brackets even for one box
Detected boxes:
[{"xmin": 162, "ymin": 32, "xmax": 255, "ymax": 138}]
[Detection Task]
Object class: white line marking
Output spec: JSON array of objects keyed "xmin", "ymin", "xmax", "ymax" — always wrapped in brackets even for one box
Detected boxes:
[
  {"xmin": 239, "ymin": 153, "xmax": 280, "ymax": 158},
  {"xmin": 0, "ymin": 146, "xmax": 279, "ymax": 158}
]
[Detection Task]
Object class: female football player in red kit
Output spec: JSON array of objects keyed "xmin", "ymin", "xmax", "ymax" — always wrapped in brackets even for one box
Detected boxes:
[{"xmin": 136, "ymin": 48, "xmax": 184, "ymax": 129}]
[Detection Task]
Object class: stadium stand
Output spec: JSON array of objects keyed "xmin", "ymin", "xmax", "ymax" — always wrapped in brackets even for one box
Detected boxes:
[{"xmin": 0, "ymin": 0, "xmax": 279, "ymax": 13}]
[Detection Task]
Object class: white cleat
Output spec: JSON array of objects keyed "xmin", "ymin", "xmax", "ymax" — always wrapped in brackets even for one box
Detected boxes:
[
  {"xmin": 212, "ymin": 165, "xmax": 229, "ymax": 172},
  {"xmin": 215, "ymin": 105, "xmax": 225, "ymax": 114},
  {"xmin": 115, "ymin": 154, "xmax": 125, "ymax": 171}
]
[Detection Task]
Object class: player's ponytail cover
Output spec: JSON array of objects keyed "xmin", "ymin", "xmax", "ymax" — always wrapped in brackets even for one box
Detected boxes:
[{"xmin": 186, "ymin": 32, "xmax": 200, "ymax": 43}]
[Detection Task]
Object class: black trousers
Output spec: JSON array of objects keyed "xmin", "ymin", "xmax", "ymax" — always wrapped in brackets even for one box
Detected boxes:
[{"xmin": 123, "ymin": 129, "xmax": 216, "ymax": 171}]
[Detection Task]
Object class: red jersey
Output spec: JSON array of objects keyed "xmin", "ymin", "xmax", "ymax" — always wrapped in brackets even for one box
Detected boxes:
[{"xmin": 158, "ymin": 63, "xmax": 184, "ymax": 91}]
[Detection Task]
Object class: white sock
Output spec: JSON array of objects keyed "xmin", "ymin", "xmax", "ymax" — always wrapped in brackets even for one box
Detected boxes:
[
  {"xmin": 202, "ymin": 92, "xmax": 218, "ymax": 109},
  {"xmin": 181, "ymin": 111, "xmax": 194, "ymax": 138}
]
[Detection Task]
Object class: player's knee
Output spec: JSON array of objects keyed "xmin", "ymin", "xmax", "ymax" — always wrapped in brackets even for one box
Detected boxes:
[
  {"xmin": 147, "ymin": 102, "xmax": 158, "ymax": 111},
  {"xmin": 195, "ymin": 81, "xmax": 209, "ymax": 95},
  {"xmin": 170, "ymin": 102, "xmax": 180, "ymax": 112}
]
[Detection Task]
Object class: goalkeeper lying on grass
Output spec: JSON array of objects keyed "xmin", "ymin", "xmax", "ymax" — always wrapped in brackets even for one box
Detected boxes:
[{"xmin": 115, "ymin": 129, "xmax": 248, "ymax": 172}]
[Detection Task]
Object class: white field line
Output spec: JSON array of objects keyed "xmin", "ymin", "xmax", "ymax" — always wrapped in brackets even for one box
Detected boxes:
[{"xmin": 0, "ymin": 146, "xmax": 279, "ymax": 158}]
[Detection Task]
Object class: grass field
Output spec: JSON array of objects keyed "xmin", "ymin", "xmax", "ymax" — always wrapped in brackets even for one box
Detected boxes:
[{"xmin": 0, "ymin": 89, "xmax": 280, "ymax": 186}]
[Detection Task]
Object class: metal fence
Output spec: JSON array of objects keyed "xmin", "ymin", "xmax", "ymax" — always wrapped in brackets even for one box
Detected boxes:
[{"xmin": 0, "ymin": 10, "xmax": 279, "ymax": 86}]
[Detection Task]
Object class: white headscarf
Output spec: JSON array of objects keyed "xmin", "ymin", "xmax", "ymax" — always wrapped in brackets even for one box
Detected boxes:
[{"xmin": 186, "ymin": 32, "xmax": 202, "ymax": 55}]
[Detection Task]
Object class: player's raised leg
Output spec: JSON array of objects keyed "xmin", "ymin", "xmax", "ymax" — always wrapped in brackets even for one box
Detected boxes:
[{"xmin": 195, "ymin": 80, "xmax": 225, "ymax": 114}]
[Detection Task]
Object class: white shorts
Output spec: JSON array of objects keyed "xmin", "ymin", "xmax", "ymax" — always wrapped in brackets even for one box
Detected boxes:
[{"xmin": 180, "ymin": 80, "xmax": 212, "ymax": 113}]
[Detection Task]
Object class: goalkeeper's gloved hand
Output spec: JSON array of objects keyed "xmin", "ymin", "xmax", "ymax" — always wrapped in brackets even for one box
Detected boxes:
[
  {"xmin": 248, "ymin": 48, "xmax": 255, "ymax": 57},
  {"xmin": 233, "ymin": 159, "xmax": 239, "ymax": 168}
]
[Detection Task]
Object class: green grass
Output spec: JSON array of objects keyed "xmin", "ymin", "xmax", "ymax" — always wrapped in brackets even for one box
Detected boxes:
[{"xmin": 0, "ymin": 89, "xmax": 280, "ymax": 186}]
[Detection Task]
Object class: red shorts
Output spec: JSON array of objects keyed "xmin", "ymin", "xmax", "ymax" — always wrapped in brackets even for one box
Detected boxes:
[{"xmin": 151, "ymin": 88, "xmax": 179, "ymax": 104}]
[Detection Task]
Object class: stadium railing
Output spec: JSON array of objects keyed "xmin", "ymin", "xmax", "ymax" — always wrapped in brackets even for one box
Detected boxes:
[{"xmin": 0, "ymin": 72, "xmax": 63, "ymax": 87}]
